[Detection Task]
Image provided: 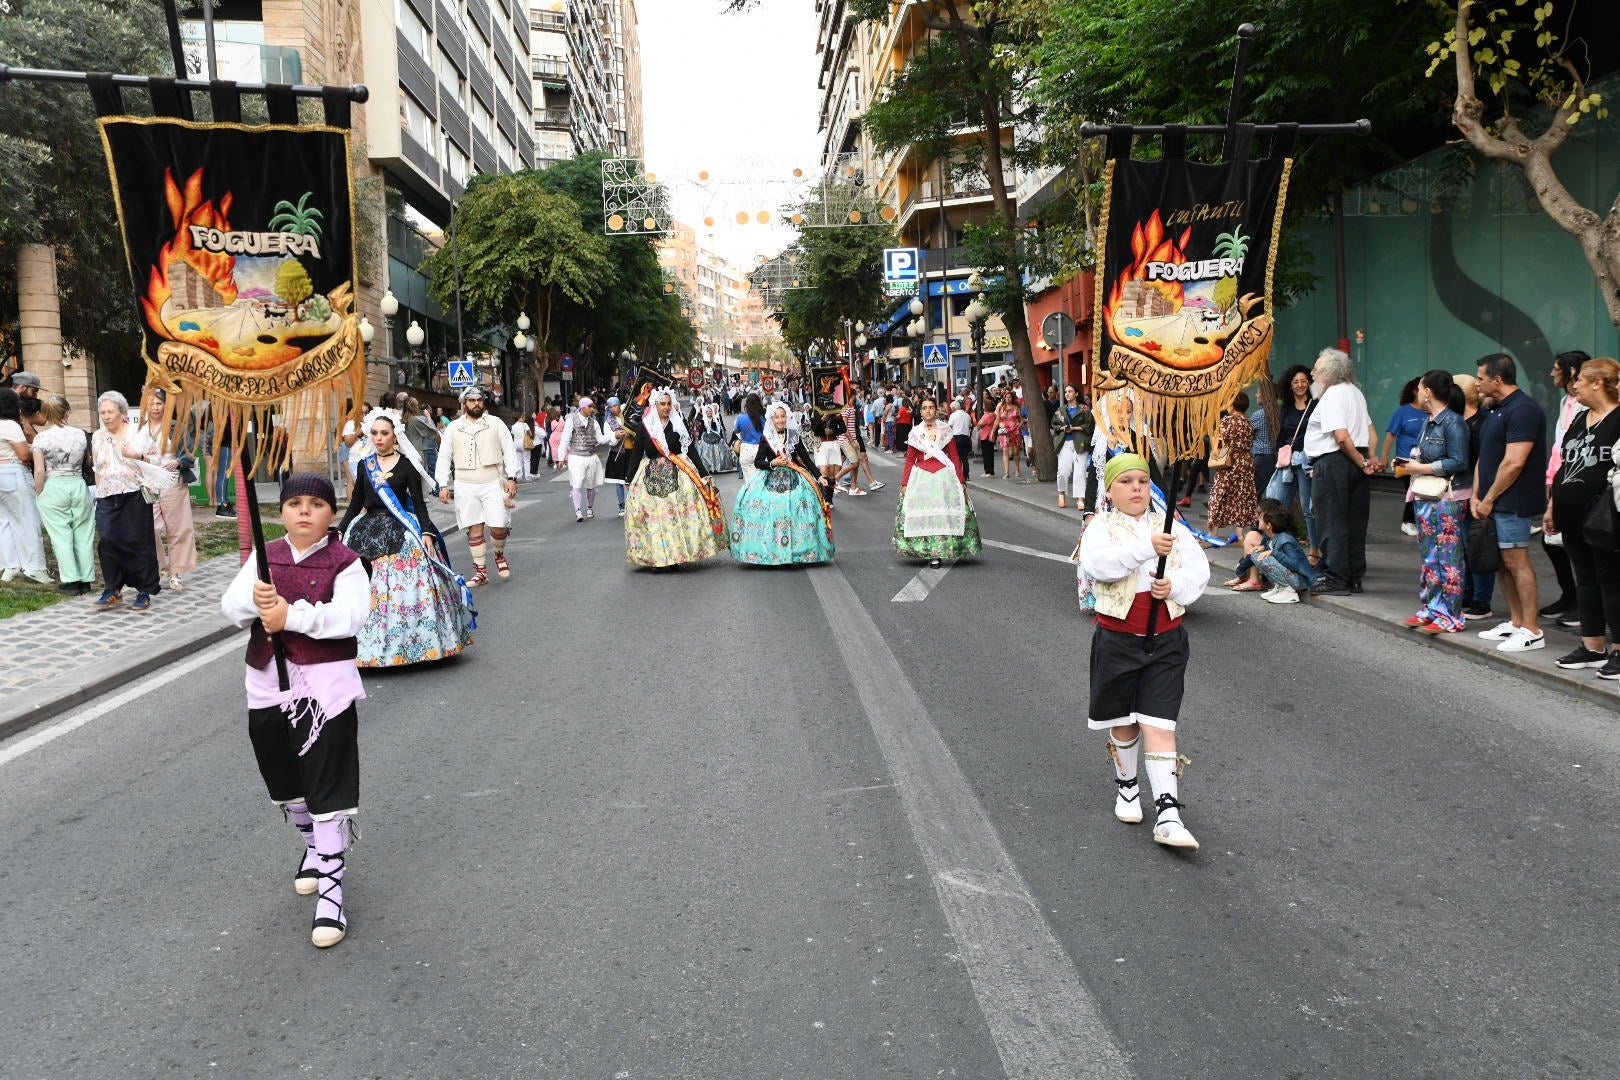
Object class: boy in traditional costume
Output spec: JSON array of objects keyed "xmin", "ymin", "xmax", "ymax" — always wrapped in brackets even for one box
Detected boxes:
[
  {"xmin": 1079, "ymin": 453, "xmax": 1209, "ymax": 850},
  {"xmin": 221, "ymin": 473, "xmax": 369, "ymax": 946}
]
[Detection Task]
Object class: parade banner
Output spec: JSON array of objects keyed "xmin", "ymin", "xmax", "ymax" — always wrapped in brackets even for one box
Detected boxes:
[
  {"xmin": 1092, "ymin": 149, "xmax": 1292, "ymax": 460},
  {"xmin": 619, "ymin": 364, "xmax": 673, "ymax": 453},
  {"xmin": 809, "ymin": 364, "xmax": 849, "ymax": 416},
  {"xmin": 99, "ymin": 116, "xmax": 365, "ymax": 468}
]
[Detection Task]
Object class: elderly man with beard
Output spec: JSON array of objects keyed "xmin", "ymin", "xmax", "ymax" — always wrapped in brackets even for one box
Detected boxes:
[
  {"xmin": 435, "ymin": 386, "xmax": 521, "ymax": 586},
  {"xmin": 1303, "ymin": 347, "xmax": 1380, "ymax": 597}
]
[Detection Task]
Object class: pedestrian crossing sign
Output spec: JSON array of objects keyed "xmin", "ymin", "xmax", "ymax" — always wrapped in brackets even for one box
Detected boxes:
[
  {"xmin": 448, "ymin": 359, "xmax": 475, "ymax": 387},
  {"xmin": 922, "ymin": 342, "xmax": 948, "ymax": 369}
]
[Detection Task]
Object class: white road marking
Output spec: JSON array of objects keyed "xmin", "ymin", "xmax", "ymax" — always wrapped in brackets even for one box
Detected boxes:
[
  {"xmin": 983, "ymin": 538, "xmax": 1074, "ymax": 564},
  {"xmin": 0, "ymin": 635, "xmax": 244, "ymax": 767},
  {"xmin": 891, "ymin": 563, "xmax": 952, "ymax": 602},
  {"xmin": 808, "ymin": 566, "xmax": 1135, "ymax": 1080}
]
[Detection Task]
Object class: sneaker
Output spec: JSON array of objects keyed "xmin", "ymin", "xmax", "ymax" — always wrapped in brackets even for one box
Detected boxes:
[
  {"xmin": 1496, "ymin": 627, "xmax": 1545, "ymax": 652},
  {"xmin": 0, "ymin": 568, "xmax": 16, "ymax": 582},
  {"xmin": 1557, "ymin": 611, "xmax": 1583, "ymax": 627},
  {"xmin": 168, "ymin": 575, "xmax": 184, "ymax": 592},
  {"xmin": 131, "ymin": 593, "xmax": 151, "ymax": 612},
  {"xmin": 586, "ymin": 509, "xmax": 594, "ymax": 519},
  {"xmin": 1310, "ymin": 579, "xmax": 1351, "ymax": 597},
  {"xmin": 1263, "ymin": 586, "xmax": 1300, "ymax": 604},
  {"xmin": 1476, "ymin": 620, "xmax": 1520, "ymax": 641},
  {"xmin": 1462, "ymin": 604, "xmax": 1495, "ymax": 621},
  {"xmin": 869, "ymin": 480, "xmax": 885, "ymax": 491},
  {"xmin": 1555, "ymin": 646, "xmax": 1608, "ymax": 669},
  {"xmin": 23, "ymin": 568, "xmax": 54, "ymax": 585},
  {"xmin": 1597, "ymin": 655, "xmax": 1620, "ymax": 681},
  {"xmin": 214, "ymin": 505, "xmax": 233, "ymax": 518},
  {"xmin": 1401, "ymin": 522, "xmax": 1419, "ymax": 537},
  {"xmin": 617, "ymin": 509, "xmax": 625, "ymax": 517},
  {"xmin": 1349, "ymin": 579, "xmax": 1364, "ymax": 594},
  {"xmin": 575, "ymin": 512, "xmax": 584, "ymax": 522},
  {"xmin": 1539, "ymin": 598, "xmax": 1574, "ymax": 617},
  {"xmin": 91, "ymin": 589, "xmax": 123, "ymax": 611}
]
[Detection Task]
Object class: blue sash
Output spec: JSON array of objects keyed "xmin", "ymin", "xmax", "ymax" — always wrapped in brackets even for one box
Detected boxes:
[{"xmin": 359, "ymin": 454, "xmax": 477, "ymax": 629}]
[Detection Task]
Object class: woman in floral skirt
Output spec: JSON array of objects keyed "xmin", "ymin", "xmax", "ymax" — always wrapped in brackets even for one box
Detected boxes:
[
  {"xmin": 730, "ymin": 401, "xmax": 834, "ymax": 566},
  {"xmin": 1402, "ymin": 370, "xmax": 1471, "ymax": 634},
  {"xmin": 623, "ymin": 388, "xmax": 728, "ymax": 569},
  {"xmin": 339, "ymin": 410, "xmax": 474, "ymax": 665},
  {"xmin": 1206, "ymin": 391, "xmax": 1258, "ymax": 533},
  {"xmin": 894, "ymin": 397, "xmax": 981, "ymax": 568}
]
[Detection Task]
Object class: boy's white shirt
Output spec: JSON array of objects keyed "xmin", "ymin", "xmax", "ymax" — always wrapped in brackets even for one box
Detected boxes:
[{"xmin": 1080, "ymin": 508, "xmax": 1210, "ymax": 608}]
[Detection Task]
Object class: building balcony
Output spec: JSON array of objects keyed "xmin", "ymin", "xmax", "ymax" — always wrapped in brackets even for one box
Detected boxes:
[
  {"xmin": 535, "ymin": 107, "xmax": 570, "ymax": 129},
  {"xmin": 533, "ymin": 56, "xmax": 570, "ymax": 87}
]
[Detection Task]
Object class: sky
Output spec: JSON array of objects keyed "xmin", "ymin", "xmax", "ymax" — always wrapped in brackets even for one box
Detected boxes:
[{"xmin": 635, "ymin": 0, "xmax": 824, "ymax": 267}]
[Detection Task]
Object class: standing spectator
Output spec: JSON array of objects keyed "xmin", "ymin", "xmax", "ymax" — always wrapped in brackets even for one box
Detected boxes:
[
  {"xmin": 1304, "ymin": 347, "xmax": 1379, "ymax": 596},
  {"xmin": 90, "ymin": 391, "xmax": 163, "ymax": 611},
  {"xmin": 975, "ymin": 398, "xmax": 998, "ymax": 477},
  {"xmin": 138, "ymin": 389, "xmax": 198, "ymax": 593},
  {"xmin": 1249, "ymin": 375, "xmax": 1280, "ymax": 502},
  {"xmin": 1267, "ymin": 364, "xmax": 1318, "ymax": 559},
  {"xmin": 1050, "ymin": 383, "xmax": 1092, "ymax": 509},
  {"xmin": 339, "ymin": 406, "xmax": 362, "ymax": 498},
  {"xmin": 995, "ymin": 392, "xmax": 1024, "ymax": 479},
  {"xmin": 1539, "ymin": 350, "xmax": 1590, "ymax": 621},
  {"xmin": 947, "ymin": 397, "xmax": 975, "ymax": 482},
  {"xmin": 9, "ymin": 370, "xmax": 43, "ymax": 443},
  {"xmin": 842, "ymin": 396, "xmax": 882, "ymax": 491},
  {"xmin": 0, "ymin": 388, "xmax": 51, "ymax": 584},
  {"xmin": 1381, "ymin": 377, "xmax": 1428, "ymax": 536},
  {"xmin": 1401, "ymin": 371, "xmax": 1471, "ymax": 634},
  {"xmin": 212, "ymin": 406, "xmax": 236, "ymax": 518},
  {"xmin": 510, "ymin": 413, "xmax": 532, "ymax": 481},
  {"xmin": 1207, "ymin": 392, "xmax": 1259, "ymax": 532},
  {"xmin": 30, "ymin": 394, "xmax": 95, "ymax": 594},
  {"xmin": 404, "ymin": 397, "xmax": 440, "ymax": 480},
  {"xmin": 1452, "ymin": 373, "xmax": 1495, "ymax": 620},
  {"xmin": 1471, "ymin": 353, "xmax": 1549, "ymax": 652},
  {"xmin": 731, "ymin": 393, "xmax": 764, "ymax": 482},
  {"xmin": 1545, "ymin": 357, "xmax": 1620, "ymax": 676},
  {"xmin": 894, "ymin": 393, "xmax": 914, "ymax": 451}
]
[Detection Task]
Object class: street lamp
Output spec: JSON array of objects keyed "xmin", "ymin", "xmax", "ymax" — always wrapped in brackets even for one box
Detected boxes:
[
  {"xmin": 359, "ymin": 316, "xmax": 374, "ymax": 347},
  {"xmin": 405, "ymin": 319, "xmax": 425, "ymax": 347}
]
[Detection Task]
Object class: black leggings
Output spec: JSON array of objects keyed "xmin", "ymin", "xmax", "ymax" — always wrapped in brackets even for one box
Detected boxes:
[
  {"xmin": 1560, "ymin": 509, "xmax": 1620, "ymax": 646},
  {"xmin": 980, "ymin": 438, "xmax": 996, "ymax": 475}
]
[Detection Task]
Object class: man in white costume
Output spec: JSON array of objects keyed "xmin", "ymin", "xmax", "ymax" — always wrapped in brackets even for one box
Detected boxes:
[
  {"xmin": 557, "ymin": 395, "xmax": 613, "ymax": 522},
  {"xmin": 435, "ymin": 385, "xmax": 521, "ymax": 586}
]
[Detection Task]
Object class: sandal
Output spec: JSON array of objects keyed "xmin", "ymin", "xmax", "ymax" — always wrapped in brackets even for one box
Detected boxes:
[
  {"xmin": 1231, "ymin": 580, "xmax": 1264, "ymax": 592},
  {"xmin": 494, "ymin": 552, "xmax": 511, "ymax": 578},
  {"xmin": 466, "ymin": 568, "xmax": 489, "ymax": 588}
]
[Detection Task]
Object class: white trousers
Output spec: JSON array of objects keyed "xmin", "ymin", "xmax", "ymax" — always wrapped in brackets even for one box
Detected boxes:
[
  {"xmin": 1056, "ymin": 442, "xmax": 1087, "ymax": 498},
  {"xmin": 453, "ymin": 478, "xmax": 510, "ymax": 529}
]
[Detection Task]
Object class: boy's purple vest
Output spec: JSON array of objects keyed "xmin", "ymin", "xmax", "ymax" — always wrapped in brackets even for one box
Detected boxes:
[{"xmin": 245, "ymin": 533, "xmax": 363, "ymax": 669}]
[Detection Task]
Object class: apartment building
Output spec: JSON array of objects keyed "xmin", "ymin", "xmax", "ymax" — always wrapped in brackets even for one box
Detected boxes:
[
  {"xmin": 529, "ymin": 0, "xmax": 645, "ymax": 167},
  {"xmin": 659, "ymin": 222, "xmax": 781, "ymax": 371},
  {"xmin": 815, "ymin": 0, "xmax": 1014, "ymax": 387}
]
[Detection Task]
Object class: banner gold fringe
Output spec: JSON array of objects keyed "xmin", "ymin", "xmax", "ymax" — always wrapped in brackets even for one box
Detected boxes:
[{"xmin": 142, "ymin": 312, "xmax": 366, "ymax": 477}]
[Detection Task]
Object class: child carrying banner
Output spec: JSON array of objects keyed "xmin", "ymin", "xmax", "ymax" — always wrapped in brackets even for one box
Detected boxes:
[
  {"xmin": 221, "ymin": 473, "xmax": 369, "ymax": 947},
  {"xmin": 1079, "ymin": 453, "xmax": 1210, "ymax": 851}
]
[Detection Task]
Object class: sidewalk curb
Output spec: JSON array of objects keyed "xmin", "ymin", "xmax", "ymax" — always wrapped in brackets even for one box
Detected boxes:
[{"xmin": 0, "ymin": 622, "xmax": 243, "ymax": 743}]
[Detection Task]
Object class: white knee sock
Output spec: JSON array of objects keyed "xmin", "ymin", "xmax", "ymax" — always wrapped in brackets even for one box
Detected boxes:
[
  {"xmin": 1107, "ymin": 733, "xmax": 1140, "ymax": 796},
  {"xmin": 468, "ymin": 539, "xmax": 487, "ymax": 570},
  {"xmin": 1143, "ymin": 751, "xmax": 1184, "ymax": 824}
]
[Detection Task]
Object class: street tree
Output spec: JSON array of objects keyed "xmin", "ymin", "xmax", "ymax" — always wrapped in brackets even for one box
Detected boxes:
[
  {"xmin": 0, "ymin": 0, "xmax": 171, "ymax": 387},
  {"xmin": 419, "ymin": 172, "xmax": 611, "ymax": 398},
  {"xmin": 1429, "ymin": 0, "xmax": 1620, "ymax": 327},
  {"xmin": 771, "ymin": 190, "xmax": 895, "ymax": 369},
  {"xmin": 856, "ymin": 2, "xmax": 1061, "ymax": 480}
]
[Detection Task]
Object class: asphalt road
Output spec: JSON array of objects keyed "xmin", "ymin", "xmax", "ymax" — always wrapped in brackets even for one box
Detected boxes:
[{"xmin": 3, "ymin": 452, "xmax": 1615, "ymax": 1080}]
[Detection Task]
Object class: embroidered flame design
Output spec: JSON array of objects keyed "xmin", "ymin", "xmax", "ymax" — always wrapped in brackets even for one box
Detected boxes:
[
  {"xmin": 1107, "ymin": 210, "xmax": 1191, "ymax": 311},
  {"xmin": 141, "ymin": 168, "xmax": 239, "ymax": 337}
]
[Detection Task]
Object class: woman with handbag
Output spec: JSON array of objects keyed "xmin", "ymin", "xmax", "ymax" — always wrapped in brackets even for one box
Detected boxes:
[
  {"xmin": 1545, "ymin": 357, "xmax": 1620, "ymax": 678},
  {"xmin": 1400, "ymin": 371, "xmax": 1471, "ymax": 634},
  {"xmin": 1266, "ymin": 365, "xmax": 1319, "ymax": 558},
  {"xmin": 138, "ymin": 389, "xmax": 198, "ymax": 593},
  {"xmin": 1206, "ymin": 392, "xmax": 1258, "ymax": 532}
]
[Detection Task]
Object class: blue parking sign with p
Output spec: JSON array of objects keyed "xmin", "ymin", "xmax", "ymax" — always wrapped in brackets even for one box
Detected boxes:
[{"xmin": 884, "ymin": 247, "xmax": 921, "ymax": 284}]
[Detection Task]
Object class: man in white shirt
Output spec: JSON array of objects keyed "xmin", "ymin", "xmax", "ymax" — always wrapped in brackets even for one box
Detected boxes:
[
  {"xmin": 435, "ymin": 386, "xmax": 521, "ymax": 586},
  {"xmin": 1302, "ymin": 347, "xmax": 1380, "ymax": 595},
  {"xmin": 947, "ymin": 398, "xmax": 975, "ymax": 480},
  {"xmin": 510, "ymin": 416, "xmax": 532, "ymax": 481}
]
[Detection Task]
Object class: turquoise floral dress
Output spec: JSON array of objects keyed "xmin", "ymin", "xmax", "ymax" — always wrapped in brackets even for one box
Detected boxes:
[{"xmin": 730, "ymin": 432, "xmax": 834, "ymax": 566}]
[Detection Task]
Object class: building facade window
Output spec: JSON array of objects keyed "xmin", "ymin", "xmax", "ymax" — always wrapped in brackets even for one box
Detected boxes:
[
  {"xmin": 437, "ymin": 49, "xmax": 467, "ymax": 110},
  {"xmin": 396, "ymin": 0, "xmax": 430, "ymax": 56},
  {"xmin": 400, "ymin": 89, "xmax": 434, "ymax": 148},
  {"xmin": 472, "ymin": 95, "xmax": 494, "ymax": 139}
]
